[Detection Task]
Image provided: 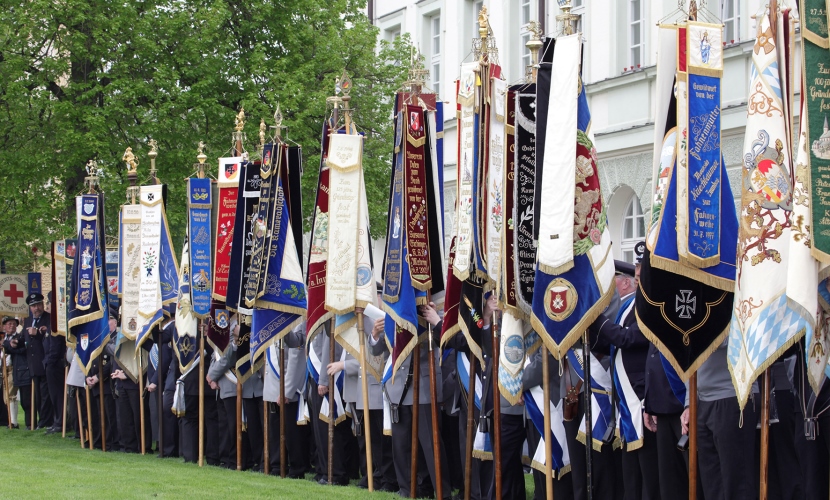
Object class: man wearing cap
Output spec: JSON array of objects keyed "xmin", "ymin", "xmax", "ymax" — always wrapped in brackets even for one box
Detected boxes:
[
  {"xmin": 3, "ymin": 314, "xmax": 36, "ymax": 428},
  {"xmin": 20, "ymin": 293, "xmax": 56, "ymax": 431},
  {"xmin": 588, "ymin": 257, "xmax": 659, "ymax": 500},
  {"xmin": 35, "ymin": 292, "xmax": 65, "ymax": 434},
  {"xmin": 1, "ymin": 316, "xmax": 21, "ymax": 428}
]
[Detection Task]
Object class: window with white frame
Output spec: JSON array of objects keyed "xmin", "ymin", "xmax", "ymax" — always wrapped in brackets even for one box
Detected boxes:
[
  {"xmin": 572, "ymin": 0, "xmax": 584, "ymax": 34},
  {"xmin": 520, "ymin": 0, "xmax": 533, "ymax": 73},
  {"xmin": 430, "ymin": 15, "xmax": 441, "ymax": 92},
  {"xmin": 629, "ymin": 0, "xmax": 644, "ymax": 68},
  {"xmin": 722, "ymin": 0, "xmax": 739, "ymax": 43},
  {"xmin": 620, "ymin": 196, "xmax": 646, "ymax": 263}
]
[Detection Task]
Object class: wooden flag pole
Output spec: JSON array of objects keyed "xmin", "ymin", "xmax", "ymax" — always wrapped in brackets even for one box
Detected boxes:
[
  {"xmin": 464, "ymin": 353, "xmax": 477, "ymax": 500},
  {"xmin": 159, "ymin": 330, "xmax": 165, "ymax": 458},
  {"xmin": 236, "ymin": 369, "xmax": 242, "ymax": 471},
  {"xmin": 99, "ymin": 376, "xmax": 107, "ymax": 451},
  {"xmin": 357, "ymin": 309, "xmax": 375, "ymax": 492},
  {"xmin": 492, "ymin": 311, "xmax": 503, "ymax": 499},
  {"xmin": 31, "ymin": 379, "xmax": 35, "ymax": 430},
  {"xmin": 427, "ymin": 322, "xmax": 443, "ymax": 500},
  {"xmin": 198, "ymin": 325, "xmax": 205, "ymax": 467},
  {"xmin": 583, "ymin": 334, "xmax": 593, "ymax": 500},
  {"xmin": 263, "ymin": 396, "xmax": 270, "ymax": 475},
  {"xmin": 542, "ymin": 347, "xmax": 553, "ymax": 500},
  {"xmin": 409, "ymin": 342, "xmax": 420, "ymax": 499},
  {"xmin": 3, "ymin": 348, "xmax": 12, "ymax": 429},
  {"xmin": 84, "ymin": 385, "xmax": 93, "ymax": 447},
  {"xmin": 328, "ymin": 319, "xmax": 335, "ymax": 485},
  {"xmin": 279, "ymin": 338, "xmax": 287, "ymax": 478},
  {"xmin": 76, "ymin": 390, "xmax": 86, "ymax": 449},
  {"xmin": 689, "ymin": 373, "xmax": 698, "ymax": 500},
  {"xmin": 62, "ymin": 366, "xmax": 68, "ymax": 437},
  {"xmin": 760, "ymin": 368, "xmax": 771, "ymax": 500},
  {"xmin": 138, "ymin": 352, "xmax": 146, "ymax": 454}
]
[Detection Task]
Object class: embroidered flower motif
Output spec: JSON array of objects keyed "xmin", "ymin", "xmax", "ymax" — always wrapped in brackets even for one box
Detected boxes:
[{"xmin": 589, "ymin": 228, "xmax": 601, "ymax": 245}]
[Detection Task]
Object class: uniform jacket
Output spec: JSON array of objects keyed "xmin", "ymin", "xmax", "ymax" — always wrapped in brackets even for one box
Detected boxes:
[
  {"xmin": 370, "ymin": 325, "xmax": 442, "ymax": 407},
  {"xmin": 3, "ymin": 334, "xmax": 31, "ymax": 387}
]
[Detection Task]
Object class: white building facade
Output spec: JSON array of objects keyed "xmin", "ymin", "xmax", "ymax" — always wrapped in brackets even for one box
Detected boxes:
[{"xmin": 372, "ymin": 0, "xmax": 800, "ymax": 263}]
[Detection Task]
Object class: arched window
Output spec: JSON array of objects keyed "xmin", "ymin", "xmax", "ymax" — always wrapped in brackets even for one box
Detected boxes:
[{"xmin": 620, "ymin": 196, "xmax": 645, "ymax": 262}]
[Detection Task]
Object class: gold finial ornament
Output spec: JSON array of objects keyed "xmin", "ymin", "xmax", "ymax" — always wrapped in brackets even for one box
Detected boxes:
[
  {"xmin": 525, "ymin": 21, "xmax": 543, "ymax": 83},
  {"xmin": 148, "ymin": 139, "xmax": 158, "ymax": 155},
  {"xmin": 259, "ymin": 118, "xmax": 267, "ymax": 149},
  {"xmin": 123, "ymin": 147, "xmax": 139, "ymax": 173},
  {"xmin": 147, "ymin": 138, "xmax": 158, "ymax": 182},
  {"xmin": 473, "ymin": 5, "xmax": 499, "ymax": 64},
  {"xmin": 195, "ymin": 141, "xmax": 207, "ymax": 179},
  {"xmin": 556, "ymin": 0, "xmax": 579, "ymax": 36},
  {"xmin": 235, "ymin": 107, "xmax": 246, "ymax": 132},
  {"xmin": 271, "ymin": 104, "xmax": 286, "ymax": 141},
  {"xmin": 85, "ymin": 160, "xmax": 100, "ymax": 193}
]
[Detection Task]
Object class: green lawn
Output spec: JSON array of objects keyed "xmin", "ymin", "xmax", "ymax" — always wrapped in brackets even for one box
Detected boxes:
[{"xmin": 0, "ymin": 425, "xmax": 537, "ymax": 499}]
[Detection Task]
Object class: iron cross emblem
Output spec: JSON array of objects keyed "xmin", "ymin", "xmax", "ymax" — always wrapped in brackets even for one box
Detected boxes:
[{"xmin": 676, "ymin": 290, "xmax": 696, "ymax": 319}]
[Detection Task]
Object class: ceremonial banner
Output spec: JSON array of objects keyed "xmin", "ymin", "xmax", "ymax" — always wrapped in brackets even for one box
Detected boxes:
[
  {"xmin": 403, "ymin": 104, "xmax": 432, "ymax": 290},
  {"xmin": 0, "ymin": 274, "xmax": 28, "ymax": 318},
  {"xmin": 119, "ymin": 204, "xmax": 142, "ymax": 340},
  {"xmin": 531, "ymin": 35, "xmax": 615, "ymax": 359},
  {"xmin": 69, "ymin": 193, "xmax": 111, "ymax": 374},
  {"xmin": 570, "ymin": 349, "xmax": 616, "ymax": 452},
  {"xmin": 245, "ymin": 144, "xmax": 277, "ymax": 307},
  {"xmin": 513, "ymin": 86, "xmax": 538, "ymax": 315},
  {"xmin": 187, "ymin": 178, "xmax": 212, "ymax": 318},
  {"xmin": 53, "ymin": 241, "xmax": 68, "ymax": 335},
  {"xmin": 174, "ymin": 237, "xmax": 199, "ymax": 373},
  {"xmin": 486, "ymin": 78, "xmax": 506, "ymax": 284},
  {"xmin": 105, "ymin": 250, "xmax": 119, "ymax": 312},
  {"xmin": 114, "ymin": 330, "xmax": 146, "ymax": 383},
  {"xmin": 682, "ymin": 22, "xmax": 724, "ymax": 268},
  {"xmin": 136, "ymin": 185, "xmax": 163, "ymax": 347},
  {"xmin": 803, "ymin": 0, "xmax": 830, "ymax": 262},
  {"xmin": 458, "ymin": 276, "xmax": 487, "ymax": 365},
  {"xmin": 424, "ymin": 106, "xmax": 446, "ymax": 306},
  {"xmin": 384, "ymin": 113, "xmax": 406, "ymax": 306},
  {"xmin": 638, "ymin": 23, "xmax": 739, "ymax": 379},
  {"xmin": 453, "ymin": 62, "xmax": 479, "ymax": 280},
  {"xmin": 283, "ymin": 146, "xmax": 305, "ymax": 267},
  {"xmin": 456, "ymin": 351, "xmax": 492, "ymax": 460},
  {"xmin": 729, "ymin": 10, "xmax": 809, "ymax": 409},
  {"xmin": 440, "ymin": 238, "xmax": 462, "ymax": 346},
  {"xmin": 498, "ymin": 312, "xmax": 528, "ymax": 406},
  {"xmin": 251, "ymin": 170, "xmax": 307, "ymax": 363},
  {"xmin": 525, "ymin": 384, "xmax": 570, "ymax": 478},
  {"xmin": 324, "ymin": 133, "xmax": 364, "ymax": 315},
  {"xmin": 807, "ymin": 295, "xmax": 830, "ymax": 391},
  {"xmin": 212, "ymin": 156, "xmax": 242, "ymax": 301},
  {"xmin": 306, "ymin": 120, "xmax": 333, "ymax": 342},
  {"xmin": 226, "ymin": 161, "xmax": 261, "ymax": 316}
]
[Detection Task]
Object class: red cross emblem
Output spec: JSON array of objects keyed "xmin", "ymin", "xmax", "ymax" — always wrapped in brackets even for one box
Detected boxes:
[{"xmin": 3, "ymin": 284, "xmax": 23, "ymax": 305}]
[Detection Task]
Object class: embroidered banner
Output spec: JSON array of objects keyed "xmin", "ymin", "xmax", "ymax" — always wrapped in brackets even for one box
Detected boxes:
[
  {"xmin": 136, "ymin": 185, "xmax": 162, "ymax": 348},
  {"xmin": 325, "ymin": 133, "xmax": 363, "ymax": 315},
  {"xmin": 426, "ymin": 104, "xmax": 446, "ymax": 308},
  {"xmin": 105, "ymin": 249, "xmax": 119, "ymax": 312},
  {"xmin": 53, "ymin": 241, "xmax": 70, "ymax": 335},
  {"xmin": 525, "ymin": 384, "xmax": 570, "ymax": 478},
  {"xmin": 69, "ymin": 193, "xmax": 111, "ymax": 374},
  {"xmin": 245, "ymin": 144, "xmax": 277, "ymax": 307},
  {"xmin": 404, "ymin": 104, "xmax": 432, "ymax": 290},
  {"xmin": 306, "ymin": 120, "xmax": 333, "ymax": 343},
  {"xmin": 383, "ymin": 112, "xmax": 405, "ymax": 304},
  {"xmin": 683, "ymin": 21, "xmax": 724, "ymax": 268},
  {"xmin": 187, "ymin": 177, "xmax": 212, "ymax": 318},
  {"xmin": 225, "ymin": 161, "xmax": 261, "ymax": 316},
  {"xmin": 174, "ymin": 236, "xmax": 199, "ymax": 372},
  {"xmin": 514, "ymin": 88, "xmax": 538, "ymax": 315},
  {"xmin": 487, "ymin": 78, "xmax": 507, "ymax": 285},
  {"xmin": 530, "ymin": 35, "xmax": 615, "ymax": 359},
  {"xmin": 804, "ymin": 0, "xmax": 830, "ymax": 262},
  {"xmin": 212, "ymin": 156, "xmax": 242, "ymax": 301},
  {"xmin": 453, "ymin": 62, "xmax": 479, "ymax": 280}
]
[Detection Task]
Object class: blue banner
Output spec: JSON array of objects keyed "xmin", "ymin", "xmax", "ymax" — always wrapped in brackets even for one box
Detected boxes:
[
  {"xmin": 383, "ymin": 112, "xmax": 405, "ymax": 304},
  {"xmin": 686, "ymin": 74, "xmax": 722, "ymax": 266},
  {"xmin": 188, "ymin": 177, "xmax": 212, "ymax": 318}
]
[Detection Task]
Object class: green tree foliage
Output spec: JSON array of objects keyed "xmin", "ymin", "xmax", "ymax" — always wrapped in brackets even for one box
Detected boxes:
[{"xmin": 0, "ymin": 0, "xmax": 410, "ymax": 272}]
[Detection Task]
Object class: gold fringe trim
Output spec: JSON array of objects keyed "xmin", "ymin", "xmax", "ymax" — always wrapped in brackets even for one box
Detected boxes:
[
  {"xmin": 626, "ymin": 437, "xmax": 644, "ymax": 452},
  {"xmin": 251, "ymin": 299, "xmax": 308, "ymax": 317},
  {"xmin": 811, "ymin": 246, "xmax": 830, "ymax": 266},
  {"xmin": 406, "ymin": 134, "xmax": 427, "ymax": 148},
  {"xmin": 688, "ymin": 67, "xmax": 723, "ymax": 78},
  {"xmin": 453, "ymin": 265, "xmax": 471, "ymax": 282},
  {"xmin": 383, "ymin": 429, "xmax": 392, "ymax": 436},
  {"xmin": 538, "ymin": 260, "xmax": 575, "ymax": 276},
  {"xmin": 576, "ymin": 430, "xmax": 604, "ymax": 452},
  {"xmin": 334, "ymin": 333, "xmax": 383, "ymax": 382},
  {"xmin": 472, "ymin": 449, "xmax": 493, "ymax": 461},
  {"xmin": 390, "ymin": 332, "xmax": 426, "ymax": 385},
  {"xmin": 76, "ymin": 333, "xmax": 114, "ymax": 377},
  {"xmin": 251, "ymin": 316, "xmax": 304, "ymax": 369},
  {"xmin": 458, "ymin": 315, "xmax": 484, "ymax": 366},
  {"xmin": 649, "ymin": 251, "xmax": 735, "ymax": 292},
  {"xmin": 803, "ymin": 29, "xmax": 830, "ymax": 49},
  {"xmin": 530, "ymin": 281, "xmax": 614, "ymax": 360},
  {"xmin": 380, "ymin": 302, "xmax": 418, "ymax": 337},
  {"xmin": 319, "ymin": 411, "xmax": 348, "ymax": 426},
  {"xmin": 324, "ymin": 159, "xmax": 363, "ymax": 174},
  {"xmin": 306, "ymin": 312, "xmax": 334, "ymax": 348},
  {"xmin": 635, "ymin": 308, "xmax": 729, "ymax": 382},
  {"xmin": 499, "ymin": 380, "xmax": 523, "ymax": 407},
  {"xmin": 680, "ymin": 252, "xmax": 721, "ymax": 270},
  {"xmin": 728, "ymin": 325, "xmax": 805, "ymax": 412}
]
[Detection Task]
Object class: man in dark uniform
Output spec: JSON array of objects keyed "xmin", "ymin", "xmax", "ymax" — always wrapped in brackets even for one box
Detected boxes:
[
  {"xmin": 21, "ymin": 292, "xmax": 53, "ymax": 430},
  {"xmin": 41, "ymin": 293, "xmax": 65, "ymax": 434},
  {"xmin": 1, "ymin": 315, "xmax": 20, "ymax": 428},
  {"xmin": 4, "ymin": 314, "xmax": 34, "ymax": 429},
  {"xmin": 179, "ymin": 324, "xmax": 220, "ymax": 466},
  {"xmin": 86, "ymin": 327, "xmax": 120, "ymax": 451},
  {"xmin": 149, "ymin": 318, "xmax": 178, "ymax": 458},
  {"xmin": 110, "ymin": 307, "xmax": 152, "ymax": 453},
  {"xmin": 588, "ymin": 260, "xmax": 659, "ymax": 500}
]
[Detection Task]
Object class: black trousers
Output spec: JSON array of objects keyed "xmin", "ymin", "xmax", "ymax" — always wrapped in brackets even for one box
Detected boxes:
[
  {"xmin": 160, "ymin": 389, "xmax": 179, "ymax": 457},
  {"xmin": 308, "ymin": 379, "xmax": 350, "ymax": 484},
  {"xmin": 795, "ymin": 406, "xmax": 830, "ymax": 498},
  {"xmin": 90, "ymin": 390, "xmax": 119, "ymax": 450},
  {"xmin": 697, "ymin": 396, "xmax": 758, "ymax": 500},
  {"xmin": 355, "ymin": 408, "xmax": 397, "ymax": 490},
  {"xmin": 391, "ymin": 403, "xmax": 452, "ymax": 499},
  {"xmin": 485, "ymin": 413, "xmax": 526, "ymax": 499},
  {"xmin": 442, "ymin": 412, "xmax": 463, "ymax": 493},
  {"xmin": 620, "ymin": 427, "xmax": 659, "ymax": 500},
  {"xmin": 18, "ymin": 378, "xmax": 50, "ymax": 429},
  {"xmin": 526, "ymin": 418, "xmax": 574, "ymax": 500},
  {"xmin": 179, "ymin": 393, "xmax": 220, "ymax": 465},
  {"xmin": 242, "ymin": 396, "xmax": 264, "ymax": 471},
  {"xmin": 266, "ymin": 400, "xmax": 311, "ymax": 478},
  {"xmin": 762, "ymin": 390, "xmax": 803, "ymax": 500},
  {"xmin": 115, "ymin": 388, "xmax": 151, "ymax": 453},
  {"xmin": 45, "ymin": 364, "xmax": 64, "ymax": 428},
  {"xmin": 563, "ymin": 397, "xmax": 617, "ymax": 500},
  {"xmin": 219, "ymin": 396, "xmax": 252, "ymax": 469},
  {"xmin": 654, "ymin": 412, "xmax": 689, "ymax": 500}
]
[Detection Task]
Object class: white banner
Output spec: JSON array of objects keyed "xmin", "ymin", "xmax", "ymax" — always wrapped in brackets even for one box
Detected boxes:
[
  {"xmin": 120, "ymin": 204, "xmax": 142, "ymax": 340},
  {"xmin": 137, "ymin": 185, "xmax": 163, "ymax": 331},
  {"xmin": 453, "ymin": 62, "xmax": 479, "ymax": 280},
  {"xmin": 487, "ymin": 78, "xmax": 507, "ymax": 285}
]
